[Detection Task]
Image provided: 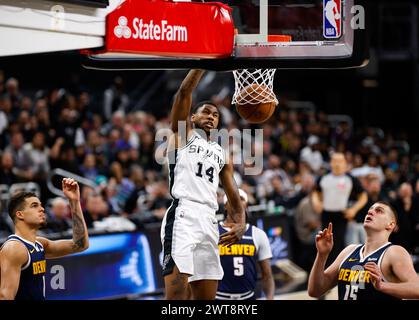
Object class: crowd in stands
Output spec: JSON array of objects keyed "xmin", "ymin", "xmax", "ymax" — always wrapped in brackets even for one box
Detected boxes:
[{"xmin": 0, "ymin": 69, "xmax": 418, "ymax": 271}]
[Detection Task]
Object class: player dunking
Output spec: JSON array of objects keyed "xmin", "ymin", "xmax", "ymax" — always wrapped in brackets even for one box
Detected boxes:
[
  {"xmin": 308, "ymin": 201, "xmax": 419, "ymax": 300},
  {"xmin": 0, "ymin": 178, "xmax": 89, "ymax": 300},
  {"xmin": 161, "ymin": 69, "xmax": 246, "ymax": 300}
]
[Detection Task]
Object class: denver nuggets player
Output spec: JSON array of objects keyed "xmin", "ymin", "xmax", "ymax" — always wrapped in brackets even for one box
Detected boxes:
[
  {"xmin": 161, "ymin": 69, "xmax": 246, "ymax": 300},
  {"xmin": 0, "ymin": 178, "xmax": 89, "ymax": 300},
  {"xmin": 217, "ymin": 189, "xmax": 274, "ymax": 300},
  {"xmin": 308, "ymin": 201, "xmax": 419, "ymax": 300}
]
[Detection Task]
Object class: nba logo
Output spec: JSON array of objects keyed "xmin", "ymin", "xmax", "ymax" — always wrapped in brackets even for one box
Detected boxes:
[{"xmin": 323, "ymin": 0, "xmax": 342, "ymax": 39}]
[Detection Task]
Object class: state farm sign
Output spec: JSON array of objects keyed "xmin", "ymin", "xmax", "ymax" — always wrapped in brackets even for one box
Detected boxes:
[
  {"xmin": 105, "ymin": 0, "xmax": 234, "ymax": 59},
  {"xmin": 114, "ymin": 16, "xmax": 188, "ymax": 42}
]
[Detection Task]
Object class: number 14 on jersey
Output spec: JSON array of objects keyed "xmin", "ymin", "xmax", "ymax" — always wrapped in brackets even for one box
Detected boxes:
[{"xmin": 195, "ymin": 162, "xmax": 215, "ymax": 183}]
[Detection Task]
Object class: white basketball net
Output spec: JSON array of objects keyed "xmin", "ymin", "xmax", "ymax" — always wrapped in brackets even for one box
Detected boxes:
[{"xmin": 232, "ymin": 69, "xmax": 278, "ymax": 105}]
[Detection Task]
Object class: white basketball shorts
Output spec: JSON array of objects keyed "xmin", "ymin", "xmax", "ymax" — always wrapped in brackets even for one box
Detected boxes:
[{"xmin": 161, "ymin": 198, "xmax": 224, "ymax": 282}]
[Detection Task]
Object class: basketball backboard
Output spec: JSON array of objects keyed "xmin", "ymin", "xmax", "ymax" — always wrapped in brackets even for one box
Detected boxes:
[
  {"xmin": 83, "ymin": 0, "xmax": 369, "ymax": 70},
  {"xmin": 0, "ymin": 0, "xmax": 113, "ymax": 56}
]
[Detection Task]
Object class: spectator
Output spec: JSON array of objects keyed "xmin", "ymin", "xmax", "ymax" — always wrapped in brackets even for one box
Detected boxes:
[
  {"xmin": 386, "ymin": 148, "xmax": 399, "ymax": 172},
  {"xmin": 49, "ymin": 140, "xmax": 81, "ymax": 176},
  {"xmin": 120, "ymin": 124, "xmax": 139, "ymax": 149},
  {"xmin": 46, "ymin": 197, "xmax": 71, "ymax": 233},
  {"xmin": 138, "ymin": 130, "xmax": 160, "ymax": 171},
  {"xmin": 79, "ymin": 153, "xmax": 99, "ymax": 182},
  {"xmin": 106, "ymin": 161, "xmax": 135, "ymax": 214},
  {"xmin": 300, "ymin": 135, "xmax": 323, "ymax": 173},
  {"xmin": 103, "ymin": 76, "xmax": 130, "ymax": 121},
  {"xmin": 351, "ymin": 154, "xmax": 385, "ymax": 183},
  {"xmin": 0, "ymin": 100, "xmax": 8, "ymax": 135},
  {"xmin": 34, "ymin": 107, "xmax": 51, "ymax": 139},
  {"xmin": 257, "ymin": 154, "xmax": 293, "ymax": 199},
  {"xmin": 5, "ymin": 77, "xmax": 22, "ymax": 111},
  {"xmin": 17, "ymin": 110, "xmax": 34, "ymax": 141},
  {"xmin": 382, "ymin": 167, "xmax": 399, "ymax": 201},
  {"xmin": 85, "ymin": 130, "xmax": 106, "ymax": 158},
  {"xmin": 267, "ymin": 176, "xmax": 309, "ymax": 210},
  {"xmin": 390, "ymin": 183, "xmax": 419, "ymax": 254},
  {"xmin": 294, "ymin": 194, "xmax": 321, "ymax": 272},
  {"xmin": 83, "ymin": 193, "xmax": 109, "ymax": 229},
  {"xmin": 20, "ymin": 96, "xmax": 33, "ymax": 113},
  {"xmin": 123, "ymin": 165, "xmax": 147, "ymax": 216},
  {"xmin": 0, "ymin": 151, "xmax": 18, "ymax": 185},
  {"xmin": 410, "ymin": 158, "xmax": 419, "ymax": 189},
  {"xmin": 54, "ymin": 107, "xmax": 85, "ymax": 147},
  {"xmin": 22, "ymin": 132, "xmax": 49, "ymax": 181},
  {"xmin": 104, "ymin": 128, "xmax": 121, "ymax": 164},
  {"xmin": 5, "ymin": 132, "xmax": 32, "ymax": 181},
  {"xmin": 0, "ymin": 95, "xmax": 13, "ymax": 125}
]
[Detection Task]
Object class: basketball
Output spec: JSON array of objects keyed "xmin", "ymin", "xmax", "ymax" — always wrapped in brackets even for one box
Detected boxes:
[{"xmin": 235, "ymin": 83, "xmax": 278, "ymax": 124}]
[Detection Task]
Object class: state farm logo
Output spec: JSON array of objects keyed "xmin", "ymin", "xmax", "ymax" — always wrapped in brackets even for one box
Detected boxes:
[
  {"xmin": 114, "ymin": 16, "xmax": 131, "ymax": 39},
  {"xmin": 113, "ymin": 16, "xmax": 188, "ymax": 42}
]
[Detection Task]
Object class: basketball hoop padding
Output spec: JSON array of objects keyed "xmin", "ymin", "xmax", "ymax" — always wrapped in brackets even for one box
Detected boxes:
[{"xmin": 87, "ymin": 0, "xmax": 235, "ymax": 59}]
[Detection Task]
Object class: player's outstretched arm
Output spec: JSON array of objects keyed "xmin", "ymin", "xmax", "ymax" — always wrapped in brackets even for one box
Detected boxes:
[
  {"xmin": 219, "ymin": 161, "xmax": 246, "ymax": 246},
  {"xmin": 37, "ymin": 178, "xmax": 89, "ymax": 259},
  {"xmin": 308, "ymin": 223, "xmax": 356, "ymax": 298},
  {"xmin": 170, "ymin": 69, "xmax": 205, "ymax": 133},
  {"xmin": 308, "ymin": 223, "xmax": 334, "ymax": 297},
  {"xmin": 0, "ymin": 241, "xmax": 27, "ymax": 300},
  {"xmin": 364, "ymin": 245, "xmax": 419, "ymax": 299}
]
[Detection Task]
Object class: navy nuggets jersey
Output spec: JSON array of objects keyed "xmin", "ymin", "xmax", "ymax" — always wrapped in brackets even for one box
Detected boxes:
[
  {"xmin": 217, "ymin": 223, "xmax": 272, "ymax": 300},
  {"xmin": 168, "ymin": 131, "xmax": 225, "ymax": 210},
  {"xmin": 1, "ymin": 235, "xmax": 46, "ymax": 300},
  {"xmin": 338, "ymin": 243, "xmax": 398, "ymax": 300}
]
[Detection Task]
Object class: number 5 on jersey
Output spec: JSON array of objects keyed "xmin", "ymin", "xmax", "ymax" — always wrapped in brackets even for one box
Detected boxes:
[{"xmin": 233, "ymin": 257, "xmax": 244, "ymax": 276}]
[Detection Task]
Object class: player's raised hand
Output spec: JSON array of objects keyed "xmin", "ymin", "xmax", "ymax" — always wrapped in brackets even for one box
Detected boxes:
[
  {"xmin": 219, "ymin": 223, "xmax": 246, "ymax": 247},
  {"xmin": 315, "ymin": 222, "xmax": 334, "ymax": 256},
  {"xmin": 62, "ymin": 178, "xmax": 80, "ymax": 202}
]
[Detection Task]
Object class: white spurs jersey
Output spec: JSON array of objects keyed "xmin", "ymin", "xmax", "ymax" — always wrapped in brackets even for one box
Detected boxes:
[{"xmin": 168, "ymin": 131, "xmax": 226, "ymax": 210}]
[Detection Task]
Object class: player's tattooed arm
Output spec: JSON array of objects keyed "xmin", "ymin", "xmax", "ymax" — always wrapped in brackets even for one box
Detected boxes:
[
  {"xmin": 69, "ymin": 198, "xmax": 88, "ymax": 251},
  {"xmin": 62, "ymin": 178, "xmax": 89, "ymax": 252},
  {"xmin": 38, "ymin": 178, "xmax": 89, "ymax": 258}
]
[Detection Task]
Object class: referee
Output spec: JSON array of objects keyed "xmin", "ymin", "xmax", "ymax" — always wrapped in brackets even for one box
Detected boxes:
[{"xmin": 311, "ymin": 152, "xmax": 367, "ymax": 265}]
